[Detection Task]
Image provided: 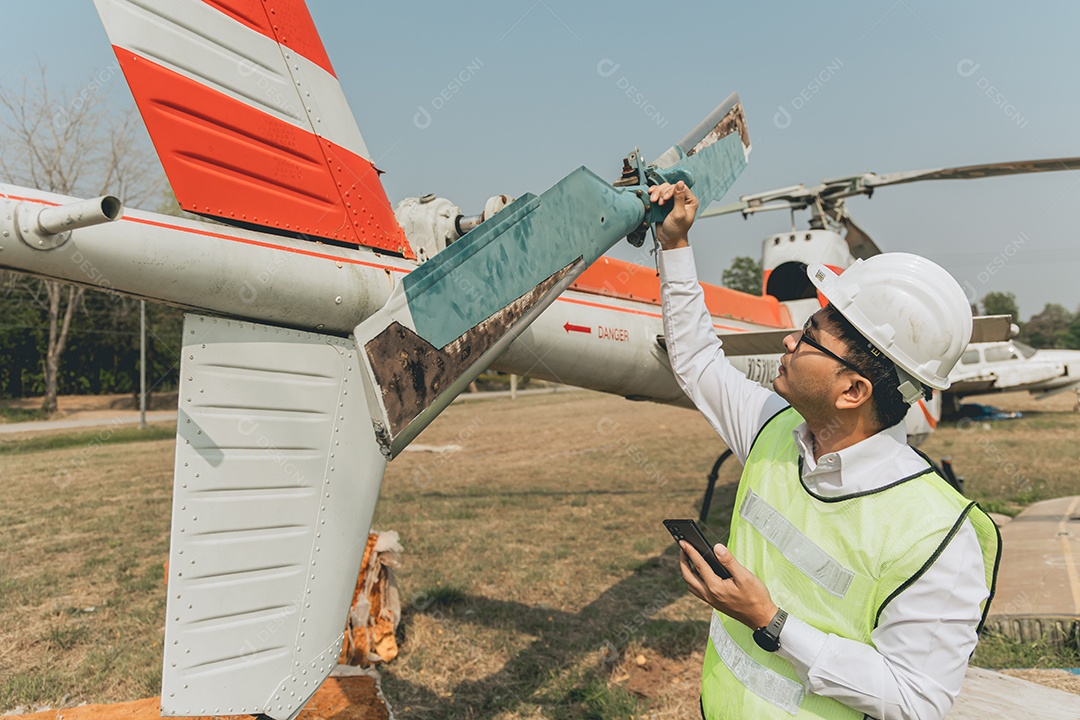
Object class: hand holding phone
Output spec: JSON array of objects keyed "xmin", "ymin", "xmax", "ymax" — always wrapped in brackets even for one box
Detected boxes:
[{"xmin": 663, "ymin": 519, "xmax": 732, "ymax": 579}]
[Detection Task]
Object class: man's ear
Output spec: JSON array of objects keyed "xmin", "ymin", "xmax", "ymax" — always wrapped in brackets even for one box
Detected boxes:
[{"xmin": 835, "ymin": 373, "xmax": 874, "ymax": 412}]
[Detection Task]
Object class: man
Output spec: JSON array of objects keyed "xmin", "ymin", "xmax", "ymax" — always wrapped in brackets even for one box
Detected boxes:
[{"xmin": 651, "ymin": 181, "xmax": 999, "ymax": 720}]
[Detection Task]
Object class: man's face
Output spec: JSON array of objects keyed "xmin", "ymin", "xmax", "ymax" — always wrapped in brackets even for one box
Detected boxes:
[{"xmin": 774, "ymin": 309, "xmax": 864, "ymax": 414}]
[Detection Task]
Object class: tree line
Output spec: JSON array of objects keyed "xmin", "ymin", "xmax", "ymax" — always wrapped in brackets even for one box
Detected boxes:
[
  {"xmin": 0, "ymin": 282, "xmax": 182, "ymax": 401},
  {"xmin": 979, "ymin": 291, "xmax": 1080, "ymax": 349},
  {"xmin": 0, "ymin": 66, "xmax": 170, "ymax": 410}
]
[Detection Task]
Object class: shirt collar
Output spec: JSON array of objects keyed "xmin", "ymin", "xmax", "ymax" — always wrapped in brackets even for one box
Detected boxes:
[{"xmin": 792, "ymin": 420, "xmax": 917, "ymax": 497}]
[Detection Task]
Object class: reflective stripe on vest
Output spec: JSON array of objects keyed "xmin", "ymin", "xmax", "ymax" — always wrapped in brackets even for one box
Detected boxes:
[
  {"xmin": 740, "ymin": 490, "xmax": 855, "ymax": 598},
  {"xmin": 709, "ymin": 612, "xmax": 803, "ymax": 715}
]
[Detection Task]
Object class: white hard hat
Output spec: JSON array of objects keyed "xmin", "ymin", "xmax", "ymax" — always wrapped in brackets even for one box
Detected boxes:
[{"xmin": 806, "ymin": 253, "xmax": 972, "ymax": 403}]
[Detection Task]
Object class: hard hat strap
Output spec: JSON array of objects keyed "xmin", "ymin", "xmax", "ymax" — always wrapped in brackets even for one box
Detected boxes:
[{"xmin": 894, "ymin": 366, "xmax": 925, "ymax": 405}]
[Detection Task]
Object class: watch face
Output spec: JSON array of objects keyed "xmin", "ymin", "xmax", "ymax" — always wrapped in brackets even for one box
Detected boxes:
[{"xmin": 753, "ymin": 627, "xmax": 781, "ymax": 652}]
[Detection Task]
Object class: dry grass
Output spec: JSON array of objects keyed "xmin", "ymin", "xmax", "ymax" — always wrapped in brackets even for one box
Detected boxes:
[
  {"xmin": 0, "ymin": 387, "xmax": 1076, "ymax": 717},
  {"xmin": 0, "ymin": 432, "xmax": 174, "ymax": 710},
  {"xmin": 922, "ymin": 390, "xmax": 1080, "ymax": 515}
]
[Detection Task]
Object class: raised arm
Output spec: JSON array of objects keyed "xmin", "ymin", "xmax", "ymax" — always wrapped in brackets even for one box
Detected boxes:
[{"xmin": 653, "ymin": 182, "xmax": 786, "ymax": 462}]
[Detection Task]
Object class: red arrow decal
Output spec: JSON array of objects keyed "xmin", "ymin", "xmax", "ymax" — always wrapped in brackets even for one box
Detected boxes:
[{"xmin": 563, "ymin": 322, "xmax": 592, "ymax": 334}]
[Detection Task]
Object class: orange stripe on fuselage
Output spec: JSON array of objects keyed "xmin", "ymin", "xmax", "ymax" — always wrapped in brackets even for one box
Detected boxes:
[
  {"xmin": 571, "ymin": 256, "xmax": 792, "ymax": 329},
  {"xmin": 558, "ymin": 296, "xmax": 746, "ymax": 332},
  {"xmin": 3, "ymin": 194, "xmax": 754, "ymax": 329}
]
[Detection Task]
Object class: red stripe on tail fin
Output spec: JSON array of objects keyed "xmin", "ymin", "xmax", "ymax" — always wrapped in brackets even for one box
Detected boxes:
[
  {"xmin": 201, "ymin": 0, "xmax": 337, "ymax": 77},
  {"xmin": 115, "ymin": 49, "xmax": 409, "ymax": 253}
]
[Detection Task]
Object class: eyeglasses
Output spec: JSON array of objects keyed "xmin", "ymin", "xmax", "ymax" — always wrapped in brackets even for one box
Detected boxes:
[{"xmin": 794, "ymin": 316, "xmax": 870, "ymax": 380}]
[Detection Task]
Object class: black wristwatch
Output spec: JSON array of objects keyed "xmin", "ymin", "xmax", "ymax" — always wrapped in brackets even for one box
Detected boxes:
[{"xmin": 753, "ymin": 608, "xmax": 788, "ymax": 652}]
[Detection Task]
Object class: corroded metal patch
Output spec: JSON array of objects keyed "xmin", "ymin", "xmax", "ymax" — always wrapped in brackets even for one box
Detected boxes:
[
  {"xmin": 689, "ymin": 100, "xmax": 750, "ymax": 156},
  {"xmin": 365, "ymin": 262, "xmax": 576, "ymax": 437}
]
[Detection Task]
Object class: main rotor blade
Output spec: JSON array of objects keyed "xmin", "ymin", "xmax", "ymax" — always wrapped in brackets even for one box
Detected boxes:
[
  {"xmin": 702, "ymin": 155, "xmax": 1080, "ymax": 225},
  {"xmin": 698, "ymin": 199, "xmax": 752, "ymax": 219},
  {"xmin": 865, "ymin": 157, "xmax": 1080, "ymax": 188}
]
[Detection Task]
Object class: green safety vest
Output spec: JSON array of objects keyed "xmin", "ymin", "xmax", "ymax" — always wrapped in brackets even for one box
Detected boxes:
[{"xmin": 701, "ymin": 407, "xmax": 1001, "ymax": 719}]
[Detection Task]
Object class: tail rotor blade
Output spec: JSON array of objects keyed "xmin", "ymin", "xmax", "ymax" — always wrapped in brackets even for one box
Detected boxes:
[{"xmin": 356, "ymin": 94, "xmax": 753, "ymax": 458}]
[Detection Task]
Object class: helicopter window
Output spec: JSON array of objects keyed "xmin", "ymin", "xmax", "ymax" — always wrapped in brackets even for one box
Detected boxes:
[
  {"xmin": 1012, "ymin": 341, "xmax": 1037, "ymax": 358},
  {"xmin": 961, "ymin": 349, "xmax": 981, "ymax": 365},
  {"xmin": 984, "ymin": 346, "xmax": 1015, "ymax": 363}
]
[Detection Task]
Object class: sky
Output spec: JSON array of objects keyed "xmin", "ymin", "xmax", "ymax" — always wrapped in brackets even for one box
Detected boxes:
[{"xmin": 4, "ymin": 1, "xmax": 1080, "ymax": 320}]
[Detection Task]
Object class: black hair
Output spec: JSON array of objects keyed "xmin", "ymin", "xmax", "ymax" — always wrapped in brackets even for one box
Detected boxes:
[{"xmin": 820, "ymin": 304, "xmax": 919, "ymax": 431}]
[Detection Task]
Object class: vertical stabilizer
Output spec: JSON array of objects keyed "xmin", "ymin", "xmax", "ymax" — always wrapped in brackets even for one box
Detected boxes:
[{"xmin": 93, "ymin": 0, "xmax": 413, "ymax": 257}]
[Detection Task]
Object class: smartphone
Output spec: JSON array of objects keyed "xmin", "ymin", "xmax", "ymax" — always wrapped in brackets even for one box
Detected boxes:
[{"xmin": 663, "ymin": 519, "xmax": 732, "ymax": 579}]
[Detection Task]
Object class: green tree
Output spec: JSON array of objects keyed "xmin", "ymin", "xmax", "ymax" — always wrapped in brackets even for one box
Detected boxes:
[
  {"xmin": 981, "ymin": 291, "xmax": 1020, "ymax": 324},
  {"xmin": 1063, "ymin": 310, "xmax": 1080, "ymax": 350},
  {"xmin": 722, "ymin": 256, "xmax": 763, "ymax": 295},
  {"xmin": 1017, "ymin": 303, "xmax": 1074, "ymax": 348}
]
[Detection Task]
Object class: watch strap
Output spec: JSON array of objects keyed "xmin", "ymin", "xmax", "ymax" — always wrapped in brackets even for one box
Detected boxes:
[
  {"xmin": 753, "ymin": 607, "xmax": 788, "ymax": 652},
  {"xmin": 765, "ymin": 608, "xmax": 788, "ymax": 639}
]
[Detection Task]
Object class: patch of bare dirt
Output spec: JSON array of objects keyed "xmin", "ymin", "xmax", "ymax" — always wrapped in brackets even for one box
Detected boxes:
[
  {"xmin": 1000, "ymin": 668, "xmax": 1080, "ymax": 695},
  {"xmin": 622, "ymin": 651, "xmax": 701, "ymax": 699}
]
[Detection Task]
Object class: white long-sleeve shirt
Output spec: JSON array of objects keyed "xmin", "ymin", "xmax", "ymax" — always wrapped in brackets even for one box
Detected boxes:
[{"xmin": 659, "ymin": 246, "xmax": 988, "ymax": 720}]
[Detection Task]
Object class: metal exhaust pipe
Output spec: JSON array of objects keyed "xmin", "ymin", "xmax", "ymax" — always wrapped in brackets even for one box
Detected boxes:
[
  {"xmin": 13, "ymin": 195, "xmax": 124, "ymax": 250},
  {"xmin": 36, "ymin": 195, "xmax": 123, "ymax": 235}
]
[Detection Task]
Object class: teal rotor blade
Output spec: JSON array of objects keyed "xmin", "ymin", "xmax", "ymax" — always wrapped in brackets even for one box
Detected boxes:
[{"xmin": 404, "ymin": 166, "xmax": 645, "ymax": 349}]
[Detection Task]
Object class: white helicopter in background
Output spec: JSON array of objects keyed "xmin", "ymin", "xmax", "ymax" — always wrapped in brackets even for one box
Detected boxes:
[{"xmin": 698, "ymin": 158, "xmax": 1080, "ymax": 419}]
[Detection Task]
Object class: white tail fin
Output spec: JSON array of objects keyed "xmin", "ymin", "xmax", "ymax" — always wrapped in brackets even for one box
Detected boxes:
[{"xmin": 164, "ymin": 315, "xmax": 386, "ymax": 718}]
